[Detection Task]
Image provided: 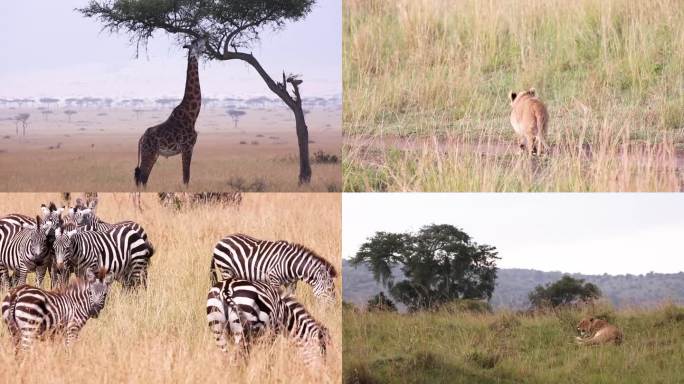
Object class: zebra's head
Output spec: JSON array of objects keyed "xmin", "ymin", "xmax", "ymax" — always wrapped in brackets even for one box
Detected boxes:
[
  {"xmin": 53, "ymin": 228, "xmax": 77, "ymax": 273},
  {"xmin": 85, "ymin": 268, "xmax": 114, "ymax": 319},
  {"xmin": 40, "ymin": 202, "xmax": 64, "ymax": 237},
  {"xmin": 316, "ymin": 326, "xmax": 332, "ymax": 357},
  {"xmin": 23, "ymin": 216, "xmax": 49, "ymax": 265},
  {"xmin": 311, "ymin": 266, "xmax": 337, "ymax": 303},
  {"xmin": 68, "ymin": 206, "xmax": 94, "ymax": 226}
]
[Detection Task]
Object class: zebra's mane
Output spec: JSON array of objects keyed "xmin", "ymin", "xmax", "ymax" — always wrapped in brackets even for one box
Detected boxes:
[{"xmin": 289, "ymin": 242, "xmax": 338, "ymax": 278}]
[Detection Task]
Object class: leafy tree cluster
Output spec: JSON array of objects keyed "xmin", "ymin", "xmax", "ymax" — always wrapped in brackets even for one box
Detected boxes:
[
  {"xmin": 351, "ymin": 224, "xmax": 499, "ymax": 312},
  {"xmin": 528, "ymin": 275, "xmax": 601, "ymax": 309}
]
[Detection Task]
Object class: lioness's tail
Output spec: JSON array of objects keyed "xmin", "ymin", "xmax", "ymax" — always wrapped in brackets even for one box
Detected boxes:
[{"xmin": 536, "ymin": 111, "xmax": 549, "ymax": 155}]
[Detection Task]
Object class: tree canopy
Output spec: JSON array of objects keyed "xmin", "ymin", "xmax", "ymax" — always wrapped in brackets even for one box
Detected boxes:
[
  {"xmin": 528, "ymin": 275, "xmax": 601, "ymax": 309},
  {"xmin": 78, "ymin": 0, "xmax": 315, "ymax": 58},
  {"xmin": 351, "ymin": 224, "xmax": 500, "ymax": 312}
]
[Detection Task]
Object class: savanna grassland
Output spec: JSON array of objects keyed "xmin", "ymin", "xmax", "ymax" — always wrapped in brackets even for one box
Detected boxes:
[
  {"xmin": 343, "ymin": 0, "xmax": 684, "ymax": 191},
  {"xmin": 343, "ymin": 304, "xmax": 684, "ymax": 384},
  {"xmin": 0, "ymin": 193, "xmax": 341, "ymax": 383},
  {"xmin": 0, "ymin": 107, "xmax": 341, "ymax": 192}
]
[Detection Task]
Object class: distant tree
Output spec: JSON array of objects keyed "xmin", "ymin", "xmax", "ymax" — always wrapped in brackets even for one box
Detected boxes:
[
  {"xmin": 39, "ymin": 97, "xmax": 60, "ymax": 109},
  {"xmin": 14, "ymin": 113, "xmax": 30, "ymax": 136},
  {"xmin": 41, "ymin": 109, "xmax": 54, "ymax": 121},
  {"xmin": 227, "ymin": 109, "xmax": 247, "ymax": 129},
  {"xmin": 528, "ymin": 275, "xmax": 601, "ymax": 309},
  {"xmin": 351, "ymin": 224, "xmax": 500, "ymax": 312},
  {"xmin": 64, "ymin": 110, "xmax": 77, "ymax": 122},
  {"xmin": 367, "ymin": 292, "xmax": 397, "ymax": 312},
  {"xmin": 133, "ymin": 109, "xmax": 145, "ymax": 119},
  {"xmin": 78, "ymin": 0, "xmax": 316, "ymax": 184}
]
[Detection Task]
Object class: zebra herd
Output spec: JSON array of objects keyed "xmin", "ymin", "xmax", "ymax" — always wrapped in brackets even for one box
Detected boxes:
[
  {"xmin": 0, "ymin": 202, "xmax": 338, "ymax": 367},
  {"xmin": 207, "ymin": 233, "xmax": 337, "ymax": 365},
  {"xmin": 0, "ymin": 199, "xmax": 153, "ymax": 351}
]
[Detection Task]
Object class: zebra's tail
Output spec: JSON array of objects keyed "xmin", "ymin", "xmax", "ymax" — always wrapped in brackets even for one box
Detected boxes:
[{"xmin": 209, "ymin": 258, "xmax": 219, "ymax": 286}]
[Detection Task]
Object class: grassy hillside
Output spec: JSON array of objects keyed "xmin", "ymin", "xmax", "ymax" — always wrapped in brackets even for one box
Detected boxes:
[
  {"xmin": 343, "ymin": 0, "xmax": 684, "ymax": 191},
  {"xmin": 343, "ymin": 305, "xmax": 684, "ymax": 383},
  {"xmin": 0, "ymin": 193, "xmax": 341, "ymax": 384}
]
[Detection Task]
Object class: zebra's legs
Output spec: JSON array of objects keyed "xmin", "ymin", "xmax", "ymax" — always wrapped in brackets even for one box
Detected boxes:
[
  {"xmin": 0, "ymin": 267, "xmax": 10, "ymax": 290},
  {"xmin": 65, "ymin": 321, "xmax": 83, "ymax": 346},
  {"xmin": 36, "ymin": 265, "xmax": 48, "ymax": 288},
  {"xmin": 14, "ymin": 269, "xmax": 27, "ymax": 288}
]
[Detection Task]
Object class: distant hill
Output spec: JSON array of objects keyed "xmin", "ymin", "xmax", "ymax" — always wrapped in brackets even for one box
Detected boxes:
[{"xmin": 343, "ymin": 259, "xmax": 684, "ymax": 310}]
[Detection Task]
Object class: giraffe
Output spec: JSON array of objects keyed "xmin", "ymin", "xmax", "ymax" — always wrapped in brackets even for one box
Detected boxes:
[{"xmin": 134, "ymin": 38, "xmax": 206, "ymax": 187}]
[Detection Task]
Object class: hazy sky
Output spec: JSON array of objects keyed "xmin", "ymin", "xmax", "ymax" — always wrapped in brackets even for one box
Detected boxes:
[
  {"xmin": 0, "ymin": 0, "xmax": 341, "ymax": 99},
  {"xmin": 343, "ymin": 193, "xmax": 684, "ymax": 275}
]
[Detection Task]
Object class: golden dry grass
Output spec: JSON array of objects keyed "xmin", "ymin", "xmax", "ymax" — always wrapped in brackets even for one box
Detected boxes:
[
  {"xmin": 343, "ymin": 0, "xmax": 684, "ymax": 192},
  {"xmin": 0, "ymin": 193, "xmax": 341, "ymax": 383},
  {"xmin": 0, "ymin": 107, "xmax": 341, "ymax": 192}
]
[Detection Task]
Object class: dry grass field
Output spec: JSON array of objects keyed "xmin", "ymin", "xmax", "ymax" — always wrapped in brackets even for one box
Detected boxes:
[
  {"xmin": 0, "ymin": 193, "xmax": 341, "ymax": 383},
  {"xmin": 344, "ymin": 0, "xmax": 684, "ymax": 192},
  {"xmin": 0, "ymin": 107, "xmax": 341, "ymax": 192}
]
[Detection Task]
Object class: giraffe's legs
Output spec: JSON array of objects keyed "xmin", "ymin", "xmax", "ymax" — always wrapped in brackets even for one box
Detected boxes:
[
  {"xmin": 136, "ymin": 149, "xmax": 159, "ymax": 187},
  {"xmin": 182, "ymin": 146, "xmax": 194, "ymax": 185}
]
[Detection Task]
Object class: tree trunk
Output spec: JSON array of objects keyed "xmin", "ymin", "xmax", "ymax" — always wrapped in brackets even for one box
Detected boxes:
[
  {"xmin": 294, "ymin": 108, "xmax": 312, "ymax": 183},
  {"xmin": 216, "ymin": 50, "xmax": 312, "ymax": 184}
]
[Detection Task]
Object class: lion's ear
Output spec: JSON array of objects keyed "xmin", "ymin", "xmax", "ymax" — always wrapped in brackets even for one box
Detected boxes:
[
  {"xmin": 510, "ymin": 92, "xmax": 517, "ymax": 102},
  {"xmin": 528, "ymin": 87, "xmax": 536, "ymax": 96}
]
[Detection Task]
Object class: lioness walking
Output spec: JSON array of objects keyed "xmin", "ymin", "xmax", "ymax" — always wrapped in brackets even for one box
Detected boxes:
[
  {"xmin": 575, "ymin": 317, "xmax": 623, "ymax": 346},
  {"xmin": 509, "ymin": 88, "xmax": 549, "ymax": 155}
]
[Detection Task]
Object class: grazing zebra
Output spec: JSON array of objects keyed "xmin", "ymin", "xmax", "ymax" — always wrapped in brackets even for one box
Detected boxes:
[
  {"xmin": 1, "ymin": 268, "xmax": 114, "ymax": 351},
  {"xmin": 209, "ymin": 234, "xmax": 337, "ymax": 303},
  {"xmin": 1, "ymin": 203, "xmax": 65, "ymax": 288},
  {"xmin": 0, "ymin": 216, "xmax": 51, "ymax": 289},
  {"xmin": 206, "ymin": 278, "xmax": 331, "ymax": 365},
  {"xmin": 68, "ymin": 202, "xmax": 149, "ymax": 243},
  {"xmin": 53, "ymin": 226, "xmax": 154, "ymax": 289}
]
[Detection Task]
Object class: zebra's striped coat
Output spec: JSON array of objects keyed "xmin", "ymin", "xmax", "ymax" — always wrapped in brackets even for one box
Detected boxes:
[
  {"xmin": 1, "ymin": 268, "xmax": 113, "ymax": 351},
  {"xmin": 210, "ymin": 234, "xmax": 337, "ymax": 302},
  {"xmin": 0, "ymin": 215, "xmax": 51, "ymax": 289},
  {"xmin": 207, "ymin": 278, "xmax": 330, "ymax": 365},
  {"xmin": 53, "ymin": 226, "xmax": 154, "ymax": 289}
]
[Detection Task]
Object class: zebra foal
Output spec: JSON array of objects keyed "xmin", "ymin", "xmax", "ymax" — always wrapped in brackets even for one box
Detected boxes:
[{"xmin": 1, "ymin": 268, "xmax": 114, "ymax": 351}]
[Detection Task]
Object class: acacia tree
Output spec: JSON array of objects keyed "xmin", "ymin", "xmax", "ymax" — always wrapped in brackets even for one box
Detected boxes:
[
  {"xmin": 351, "ymin": 224, "xmax": 500, "ymax": 312},
  {"xmin": 78, "ymin": 0, "xmax": 316, "ymax": 184}
]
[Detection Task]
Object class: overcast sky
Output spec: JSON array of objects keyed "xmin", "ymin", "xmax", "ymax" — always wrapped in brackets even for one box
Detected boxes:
[
  {"xmin": 343, "ymin": 193, "xmax": 684, "ymax": 275},
  {"xmin": 0, "ymin": 0, "xmax": 341, "ymax": 99}
]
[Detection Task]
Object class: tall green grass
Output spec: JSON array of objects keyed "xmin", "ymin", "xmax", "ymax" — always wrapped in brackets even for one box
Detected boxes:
[
  {"xmin": 343, "ymin": 0, "xmax": 684, "ymax": 191},
  {"xmin": 343, "ymin": 304, "xmax": 684, "ymax": 383}
]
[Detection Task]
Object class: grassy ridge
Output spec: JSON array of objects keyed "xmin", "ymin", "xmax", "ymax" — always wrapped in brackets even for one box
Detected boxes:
[
  {"xmin": 343, "ymin": 0, "xmax": 684, "ymax": 191},
  {"xmin": 343, "ymin": 305, "xmax": 684, "ymax": 383},
  {"xmin": 0, "ymin": 193, "xmax": 341, "ymax": 384}
]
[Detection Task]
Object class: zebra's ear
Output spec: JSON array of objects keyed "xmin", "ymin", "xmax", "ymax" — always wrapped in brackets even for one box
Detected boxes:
[
  {"xmin": 88, "ymin": 198, "xmax": 98, "ymax": 210},
  {"xmin": 57, "ymin": 206, "xmax": 65, "ymax": 214},
  {"xmin": 41, "ymin": 204, "xmax": 50, "ymax": 216},
  {"xmin": 35, "ymin": 215, "xmax": 42, "ymax": 227}
]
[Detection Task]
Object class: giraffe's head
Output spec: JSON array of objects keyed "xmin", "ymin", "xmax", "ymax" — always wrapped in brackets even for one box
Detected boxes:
[{"xmin": 185, "ymin": 37, "xmax": 207, "ymax": 59}]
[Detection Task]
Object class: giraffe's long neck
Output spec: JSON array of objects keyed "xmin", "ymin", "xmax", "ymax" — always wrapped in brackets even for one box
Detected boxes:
[{"xmin": 173, "ymin": 54, "xmax": 201, "ymax": 123}]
